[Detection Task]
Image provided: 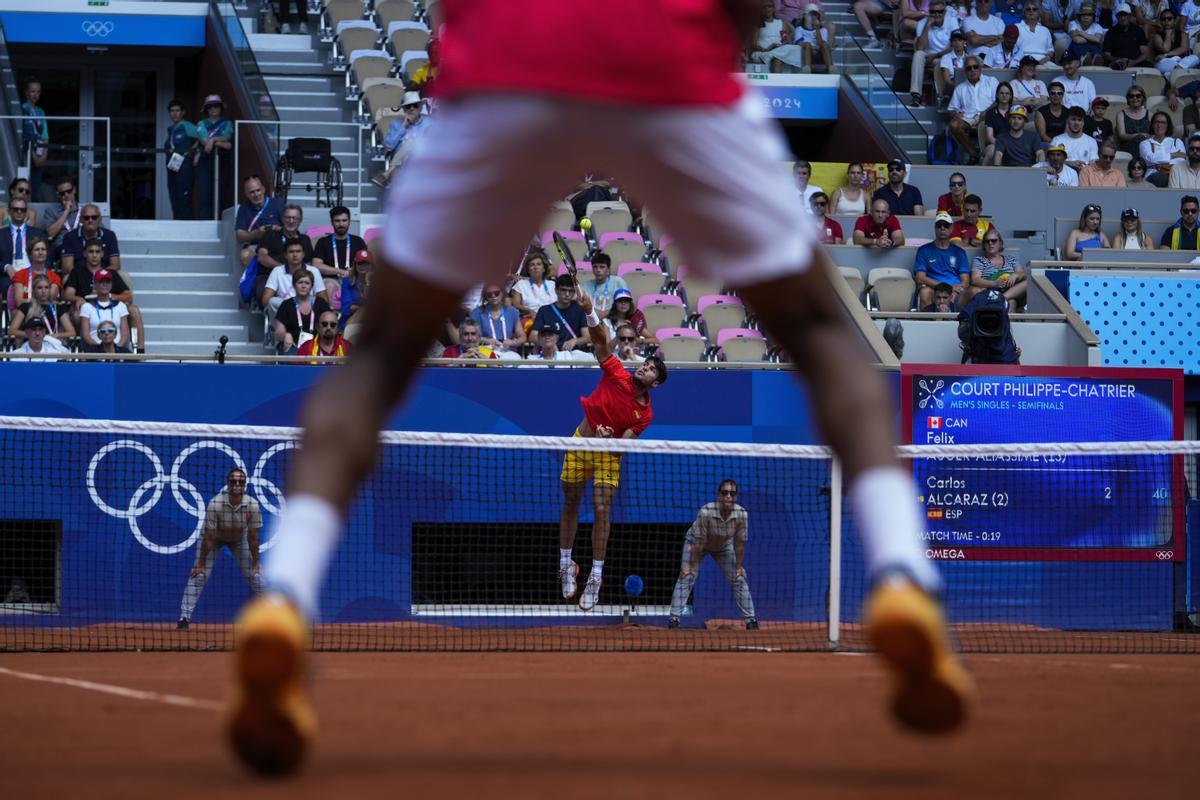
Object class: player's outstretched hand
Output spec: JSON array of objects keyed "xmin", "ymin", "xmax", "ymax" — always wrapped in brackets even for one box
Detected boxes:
[
  {"xmin": 595, "ymin": 424, "xmax": 614, "ymax": 438},
  {"xmin": 736, "ymin": 566, "xmax": 747, "ymax": 579},
  {"xmin": 190, "ymin": 565, "xmax": 205, "ymax": 579}
]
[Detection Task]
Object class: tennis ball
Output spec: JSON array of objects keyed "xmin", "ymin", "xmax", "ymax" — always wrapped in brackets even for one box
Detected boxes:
[
  {"xmin": 624, "ymin": 574, "xmax": 644, "ymax": 597},
  {"xmin": 580, "ymin": 217, "xmax": 592, "ymax": 231}
]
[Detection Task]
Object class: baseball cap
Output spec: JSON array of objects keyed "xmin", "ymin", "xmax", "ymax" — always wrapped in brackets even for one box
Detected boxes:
[
  {"xmin": 537, "ymin": 322, "xmax": 558, "ymax": 335},
  {"xmin": 1121, "ymin": 207, "xmax": 1140, "ymax": 220},
  {"xmin": 353, "ymin": 248, "xmax": 372, "ymax": 263},
  {"xmin": 1003, "ymin": 23, "xmax": 1019, "ymax": 37},
  {"xmin": 613, "ymin": 288, "xmax": 633, "ymax": 302},
  {"xmin": 1115, "ymin": 2, "xmax": 1132, "ymax": 14},
  {"xmin": 94, "ymin": 268, "xmax": 113, "ymax": 282},
  {"xmin": 887, "ymin": 158, "xmax": 906, "ymax": 171},
  {"xmin": 401, "ymin": 91, "xmax": 423, "ymax": 108},
  {"xmin": 1008, "ymin": 104, "xmax": 1029, "ymax": 118},
  {"xmin": 23, "ymin": 315, "xmax": 47, "ymax": 330},
  {"xmin": 1019, "ymin": 55, "xmax": 1039, "ymax": 68},
  {"xmin": 934, "ymin": 212, "xmax": 954, "ymax": 226},
  {"xmin": 1047, "ymin": 144, "xmax": 1067, "ymax": 154},
  {"xmin": 950, "ymin": 30, "xmax": 964, "ymax": 40},
  {"xmin": 1092, "ymin": 96, "xmax": 1110, "ymax": 107},
  {"xmin": 202, "ymin": 93, "xmax": 224, "ymax": 109}
]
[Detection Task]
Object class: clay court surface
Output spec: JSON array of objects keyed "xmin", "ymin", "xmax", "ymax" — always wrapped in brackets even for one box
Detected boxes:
[{"xmin": 1, "ymin": 651, "xmax": 1195, "ymax": 799}]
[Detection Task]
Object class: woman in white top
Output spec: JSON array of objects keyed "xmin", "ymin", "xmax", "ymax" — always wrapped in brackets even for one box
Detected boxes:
[
  {"xmin": 829, "ymin": 162, "xmax": 870, "ymax": 215},
  {"xmin": 1112, "ymin": 207, "xmax": 1154, "ymax": 249},
  {"xmin": 80, "ymin": 272, "xmax": 130, "ymax": 349},
  {"xmin": 750, "ymin": 3, "xmax": 806, "ymax": 71},
  {"xmin": 509, "ymin": 252, "xmax": 557, "ymax": 318},
  {"xmin": 1011, "ymin": 56, "xmax": 1048, "ymax": 107},
  {"xmin": 1139, "ymin": 111, "xmax": 1185, "ymax": 186}
]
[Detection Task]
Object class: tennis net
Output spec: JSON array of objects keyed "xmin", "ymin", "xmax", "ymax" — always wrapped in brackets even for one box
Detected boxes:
[{"xmin": 0, "ymin": 416, "xmax": 1196, "ymax": 653}]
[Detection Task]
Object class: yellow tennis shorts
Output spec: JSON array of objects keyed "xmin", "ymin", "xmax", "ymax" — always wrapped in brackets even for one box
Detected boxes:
[{"xmin": 560, "ymin": 431, "xmax": 620, "ymax": 486}]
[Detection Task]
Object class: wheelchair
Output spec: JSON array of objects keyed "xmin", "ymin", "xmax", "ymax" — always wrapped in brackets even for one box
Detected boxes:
[{"xmin": 273, "ymin": 137, "xmax": 343, "ymax": 208}]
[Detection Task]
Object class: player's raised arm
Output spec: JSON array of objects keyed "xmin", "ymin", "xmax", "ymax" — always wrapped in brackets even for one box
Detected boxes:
[{"xmin": 576, "ymin": 281, "xmax": 611, "ymax": 362}]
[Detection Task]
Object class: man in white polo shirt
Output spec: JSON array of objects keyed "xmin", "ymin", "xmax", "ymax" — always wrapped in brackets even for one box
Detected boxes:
[
  {"xmin": 910, "ymin": 1, "xmax": 960, "ymax": 106},
  {"xmin": 962, "ymin": 0, "xmax": 1004, "ymax": 57},
  {"xmin": 948, "ymin": 55, "xmax": 998, "ymax": 163}
]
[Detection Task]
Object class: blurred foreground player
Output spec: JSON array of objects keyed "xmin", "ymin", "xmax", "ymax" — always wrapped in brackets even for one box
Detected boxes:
[
  {"xmin": 558, "ymin": 286, "xmax": 665, "ymax": 612},
  {"xmin": 228, "ymin": 0, "xmax": 974, "ymax": 775}
]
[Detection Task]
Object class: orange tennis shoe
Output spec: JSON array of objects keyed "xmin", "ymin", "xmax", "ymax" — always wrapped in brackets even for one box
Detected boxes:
[
  {"xmin": 226, "ymin": 594, "xmax": 316, "ymax": 775},
  {"xmin": 866, "ymin": 578, "xmax": 975, "ymax": 735}
]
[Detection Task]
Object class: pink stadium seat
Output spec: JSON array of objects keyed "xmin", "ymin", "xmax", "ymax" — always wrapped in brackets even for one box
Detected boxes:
[
  {"xmin": 306, "ymin": 225, "xmax": 335, "ymax": 239},
  {"xmin": 655, "ymin": 327, "xmax": 703, "ymax": 341},
  {"xmin": 716, "ymin": 328, "xmax": 764, "ymax": 347},
  {"xmin": 364, "ymin": 227, "xmax": 382, "ymax": 243},
  {"xmin": 695, "ymin": 294, "xmax": 744, "ymax": 314},
  {"xmin": 617, "ymin": 262, "xmax": 660, "ymax": 276},
  {"xmin": 636, "ymin": 293, "xmax": 684, "ymax": 313},
  {"xmin": 598, "ymin": 231, "xmax": 642, "ymax": 247}
]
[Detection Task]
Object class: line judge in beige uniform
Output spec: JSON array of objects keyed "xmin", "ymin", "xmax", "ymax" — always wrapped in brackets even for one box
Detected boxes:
[
  {"xmin": 177, "ymin": 467, "xmax": 265, "ymax": 629},
  {"xmin": 668, "ymin": 479, "xmax": 757, "ymax": 630}
]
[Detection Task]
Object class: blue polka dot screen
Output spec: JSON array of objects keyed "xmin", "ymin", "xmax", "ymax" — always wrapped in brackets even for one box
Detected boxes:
[{"xmin": 1070, "ymin": 277, "xmax": 1200, "ymax": 374}]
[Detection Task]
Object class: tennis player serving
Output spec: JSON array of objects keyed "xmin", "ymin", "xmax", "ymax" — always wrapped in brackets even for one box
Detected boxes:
[
  {"xmin": 227, "ymin": 0, "xmax": 973, "ymax": 776},
  {"xmin": 559, "ymin": 281, "xmax": 665, "ymax": 611}
]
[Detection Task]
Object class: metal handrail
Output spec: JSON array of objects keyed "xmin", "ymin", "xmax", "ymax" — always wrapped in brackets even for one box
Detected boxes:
[
  {"xmin": 0, "ymin": 114, "xmax": 111, "ymax": 202},
  {"xmin": 838, "ymin": 36, "xmax": 931, "ymax": 159},
  {"xmin": 209, "ymin": 0, "xmax": 279, "ymax": 183}
]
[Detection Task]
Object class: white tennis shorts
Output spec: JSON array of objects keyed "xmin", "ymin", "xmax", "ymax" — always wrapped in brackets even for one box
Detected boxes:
[{"xmin": 382, "ymin": 91, "xmax": 817, "ymax": 292}]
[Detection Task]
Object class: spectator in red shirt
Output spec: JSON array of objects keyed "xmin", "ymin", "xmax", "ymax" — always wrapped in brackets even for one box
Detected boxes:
[
  {"xmin": 810, "ymin": 192, "xmax": 843, "ymax": 244},
  {"xmin": 853, "ymin": 198, "xmax": 905, "ymax": 248},
  {"xmin": 949, "ymin": 194, "xmax": 995, "ymax": 247},
  {"xmin": 297, "ymin": 310, "xmax": 352, "ymax": 362},
  {"xmin": 442, "ymin": 318, "xmax": 499, "ymax": 360},
  {"xmin": 936, "ymin": 172, "xmax": 969, "ymax": 217}
]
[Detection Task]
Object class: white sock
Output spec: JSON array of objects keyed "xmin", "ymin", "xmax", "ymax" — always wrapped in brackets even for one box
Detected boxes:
[
  {"xmin": 589, "ymin": 560, "xmax": 604, "ymax": 581},
  {"xmin": 850, "ymin": 467, "xmax": 942, "ymax": 594},
  {"xmin": 264, "ymin": 494, "xmax": 342, "ymax": 620},
  {"xmin": 559, "ymin": 548, "xmax": 573, "ymax": 570}
]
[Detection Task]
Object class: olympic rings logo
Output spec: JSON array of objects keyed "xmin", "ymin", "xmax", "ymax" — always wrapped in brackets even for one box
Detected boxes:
[
  {"xmin": 87, "ymin": 439, "xmax": 296, "ymax": 555},
  {"xmin": 81, "ymin": 21, "xmax": 115, "ymax": 38}
]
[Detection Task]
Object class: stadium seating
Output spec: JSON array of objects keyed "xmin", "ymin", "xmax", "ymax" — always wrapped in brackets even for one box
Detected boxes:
[
  {"xmin": 674, "ymin": 265, "xmax": 722, "ymax": 308},
  {"xmin": 360, "ymin": 77, "xmax": 407, "ymax": 123},
  {"xmin": 839, "ymin": 267, "xmax": 866, "ymax": 303},
  {"xmin": 542, "ymin": 231, "xmax": 589, "ymax": 266},
  {"xmin": 637, "ymin": 294, "xmax": 686, "ymax": 335},
  {"xmin": 694, "ymin": 295, "xmax": 746, "ymax": 341},
  {"xmin": 866, "ymin": 268, "xmax": 916, "ymax": 312},
  {"xmin": 375, "ymin": 0, "xmax": 417, "ymax": 29},
  {"xmin": 338, "ymin": 27, "xmax": 382, "ymax": 72},
  {"xmin": 349, "ymin": 50, "xmax": 392, "ymax": 96},
  {"xmin": 655, "ymin": 327, "xmax": 706, "ymax": 362},
  {"xmin": 323, "ymin": 0, "xmax": 366, "ymax": 43},
  {"xmin": 387, "ymin": 22, "xmax": 430, "ymax": 62},
  {"xmin": 621, "ymin": 267, "xmax": 667, "ymax": 302},
  {"xmin": 659, "ymin": 241, "xmax": 686, "ymax": 279},
  {"xmin": 400, "ymin": 50, "xmax": 429, "ymax": 82},
  {"xmin": 540, "ymin": 202, "xmax": 576, "ymax": 235},
  {"xmin": 717, "ymin": 328, "xmax": 767, "ymax": 363},
  {"xmin": 600, "ymin": 236, "xmax": 647, "ymax": 265},
  {"xmin": 586, "ymin": 202, "xmax": 634, "ymax": 237}
]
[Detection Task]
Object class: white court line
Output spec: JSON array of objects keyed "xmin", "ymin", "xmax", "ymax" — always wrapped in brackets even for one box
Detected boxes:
[{"xmin": 0, "ymin": 666, "xmax": 222, "ymax": 711}]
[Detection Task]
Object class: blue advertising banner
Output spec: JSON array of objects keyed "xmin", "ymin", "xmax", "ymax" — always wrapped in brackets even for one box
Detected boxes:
[
  {"xmin": 744, "ymin": 74, "xmax": 838, "ymax": 121},
  {"xmin": 0, "ymin": 12, "xmax": 205, "ymax": 47}
]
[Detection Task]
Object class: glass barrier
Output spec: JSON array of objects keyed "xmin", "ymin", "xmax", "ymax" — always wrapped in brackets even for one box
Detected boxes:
[
  {"xmin": 834, "ymin": 38, "xmax": 931, "ymax": 161},
  {"xmin": 213, "ymin": 1, "xmax": 280, "ymax": 126}
]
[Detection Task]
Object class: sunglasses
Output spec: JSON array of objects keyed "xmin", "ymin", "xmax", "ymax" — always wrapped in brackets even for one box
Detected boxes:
[
  {"xmin": 1184, "ymin": 208, "xmax": 1200, "ymax": 214},
  {"xmin": 57, "ymin": 189, "xmax": 74, "ymax": 197},
  {"xmin": 984, "ymin": 238, "xmax": 1001, "ymax": 244},
  {"xmin": 9, "ymin": 206, "xmax": 26, "ymax": 213},
  {"xmin": 82, "ymin": 214, "xmax": 100, "ymax": 220},
  {"xmin": 1128, "ymin": 94, "xmax": 1144, "ymax": 100},
  {"xmin": 950, "ymin": 181, "xmax": 965, "ymax": 187},
  {"xmin": 319, "ymin": 321, "xmax": 339, "ymax": 328},
  {"xmin": 485, "ymin": 290, "xmax": 503, "ymax": 297},
  {"xmin": 966, "ymin": 64, "xmax": 982, "ymax": 70},
  {"xmin": 98, "ymin": 328, "xmax": 117, "ymax": 335},
  {"xmin": 11, "ymin": 186, "xmax": 29, "ymax": 195},
  {"xmin": 1086, "ymin": 204, "xmax": 1102, "ymax": 213},
  {"xmin": 228, "ymin": 478, "xmax": 247, "ymax": 485},
  {"xmin": 719, "ymin": 490, "xmax": 738, "ymax": 496},
  {"xmin": 618, "ymin": 336, "xmax": 636, "ymax": 342}
]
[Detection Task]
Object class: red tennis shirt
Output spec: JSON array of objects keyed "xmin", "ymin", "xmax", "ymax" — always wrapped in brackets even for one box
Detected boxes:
[
  {"xmin": 435, "ymin": 0, "xmax": 744, "ymax": 106},
  {"xmin": 581, "ymin": 356, "xmax": 653, "ymax": 438}
]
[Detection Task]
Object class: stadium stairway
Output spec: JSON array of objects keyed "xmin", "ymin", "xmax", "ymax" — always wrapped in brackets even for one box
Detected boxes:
[
  {"xmin": 820, "ymin": 7, "xmax": 936, "ymax": 164},
  {"xmin": 112, "ymin": 220, "xmax": 263, "ymax": 358},
  {"xmin": 238, "ymin": 13, "xmax": 384, "ymax": 217}
]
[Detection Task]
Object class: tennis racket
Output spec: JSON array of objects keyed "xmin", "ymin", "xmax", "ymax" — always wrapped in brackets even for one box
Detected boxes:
[{"xmin": 552, "ymin": 231, "xmax": 578, "ymax": 281}]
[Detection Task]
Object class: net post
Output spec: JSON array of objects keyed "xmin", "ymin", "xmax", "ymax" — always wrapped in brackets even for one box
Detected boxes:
[{"xmin": 828, "ymin": 456, "xmax": 842, "ymax": 651}]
